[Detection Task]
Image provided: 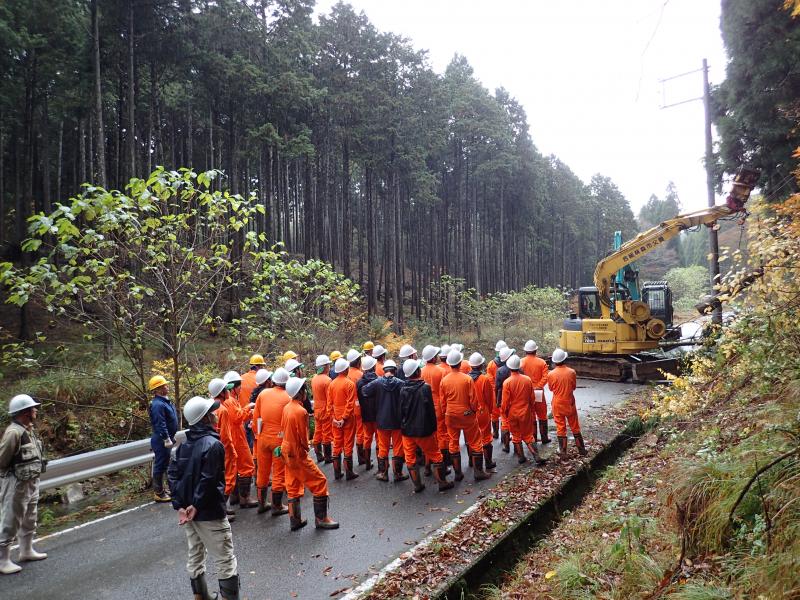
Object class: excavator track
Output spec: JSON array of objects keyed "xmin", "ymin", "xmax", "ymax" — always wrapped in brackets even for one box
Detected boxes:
[{"xmin": 563, "ymin": 354, "xmax": 679, "ymax": 383}]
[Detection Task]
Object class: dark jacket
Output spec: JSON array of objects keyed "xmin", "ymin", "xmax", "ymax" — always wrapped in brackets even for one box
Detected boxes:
[
  {"xmin": 356, "ymin": 371, "xmax": 379, "ymax": 422},
  {"xmin": 363, "ymin": 375, "xmax": 404, "ymax": 430},
  {"xmin": 399, "ymin": 379, "xmax": 437, "ymax": 438},
  {"xmin": 167, "ymin": 423, "xmax": 226, "ymax": 522},
  {"xmin": 495, "ymin": 364, "xmax": 511, "ymax": 408},
  {"xmin": 149, "ymin": 395, "xmax": 178, "ymax": 442}
]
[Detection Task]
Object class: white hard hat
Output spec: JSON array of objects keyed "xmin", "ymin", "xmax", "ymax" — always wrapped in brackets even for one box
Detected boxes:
[
  {"xmin": 224, "ymin": 370, "xmax": 241, "ymax": 384},
  {"xmin": 361, "ymin": 355, "xmax": 377, "ymax": 371},
  {"xmin": 285, "ymin": 358, "xmax": 302, "ymax": 372},
  {"xmin": 334, "ymin": 358, "xmax": 350, "ymax": 374},
  {"xmin": 421, "ymin": 345, "xmax": 440, "ymax": 362},
  {"xmin": 8, "ymin": 394, "xmax": 40, "ymax": 416},
  {"xmin": 494, "ymin": 340, "xmax": 508, "ymax": 352},
  {"xmin": 402, "ymin": 359, "xmax": 421, "ymax": 378},
  {"xmin": 272, "ymin": 367, "xmax": 290, "ymax": 385},
  {"xmin": 255, "ymin": 369, "xmax": 272, "ymax": 385},
  {"xmin": 383, "ymin": 359, "xmax": 397, "ymax": 371},
  {"xmin": 208, "ymin": 378, "xmax": 227, "ymax": 398},
  {"xmin": 468, "ymin": 352, "xmax": 485, "ymax": 368},
  {"xmin": 524, "ymin": 340, "xmax": 538, "ymax": 353},
  {"xmin": 346, "ymin": 348, "xmax": 361, "ymax": 363},
  {"xmin": 552, "ymin": 348, "xmax": 568, "ymax": 364},
  {"xmin": 451, "ymin": 343, "xmax": 463, "ymax": 352},
  {"xmin": 438, "ymin": 344, "xmax": 451, "ymax": 357},
  {"xmin": 286, "ymin": 377, "xmax": 307, "ymax": 399},
  {"xmin": 507, "ymin": 355, "xmax": 521, "ymax": 370},
  {"xmin": 184, "ymin": 396, "xmax": 220, "ymax": 426},
  {"xmin": 398, "ymin": 344, "xmax": 416, "ymax": 358},
  {"xmin": 446, "ymin": 349, "xmax": 463, "ymax": 367},
  {"xmin": 499, "ymin": 347, "xmax": 516, "ymax": 363},
  {"xmin": 315, "ymin": 354, "xmax": 331, "ymax": 368},
  {"xmin": 371, "ymin": 344, "xmax": 387, "ymax": 358}
]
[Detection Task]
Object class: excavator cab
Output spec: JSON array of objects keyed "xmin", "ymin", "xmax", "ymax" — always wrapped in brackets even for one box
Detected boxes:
[{"xmin": 641, "ymin": 281, "xmax": 673, "ymax": 329}]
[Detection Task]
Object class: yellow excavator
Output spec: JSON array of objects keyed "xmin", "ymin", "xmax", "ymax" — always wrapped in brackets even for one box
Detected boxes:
[{"xmin": 558, "ymin": 167, "xmax": 760, "ymax": 382}]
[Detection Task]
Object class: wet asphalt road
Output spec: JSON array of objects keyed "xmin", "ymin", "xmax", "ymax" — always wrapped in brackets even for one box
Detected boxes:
[{"xmin": 0, "ymin": 380, "xmax": 632, "ymax": 600}]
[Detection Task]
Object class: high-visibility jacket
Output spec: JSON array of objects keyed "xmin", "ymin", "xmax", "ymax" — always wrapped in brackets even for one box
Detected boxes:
[
  {"xmin": 520, "ymin": 355, "xmax": 549, "ymax": 389},
  {"xmin": 501, "ymin": 371, "xmax": 534, "ymax": 420},
  {"xmin": 254, "ymin": 386, "xmax": 290, "ymax": 438},
  {"xmin": 329, "ymin": 373, "xmax": 357, "ymax": 421},
  {"xmin": 311, "ymin": 374, "xmax": 331, "ymax": 421},
  {"xmin": 547, "ymin": 365, "xmax": 577, "ymax": 407},
  {"xmin": 239, "ymin": 369, "xmax": 259, "ymax": 408},
  {"xmin": 440, "ymin": 369, "xmax": 477, "ymax": 416}
]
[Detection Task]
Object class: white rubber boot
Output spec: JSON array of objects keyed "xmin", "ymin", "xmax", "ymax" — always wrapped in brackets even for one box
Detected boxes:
[
  {"xmin": 17, "ymin": 535, "xmax": 47, "ymax": 562},
  {"xmin": 0, "ymin": 545, "xmax": 22, "ymax": 574}
]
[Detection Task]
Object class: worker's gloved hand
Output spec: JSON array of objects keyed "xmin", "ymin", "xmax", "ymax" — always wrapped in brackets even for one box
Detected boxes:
[
  {"xmin": 164, "ymin": 438, "xmax": 174, "ymax": 448},
  {"xmin": 273, "ymin": 446, "xmax": 282, "ymax": 458}
]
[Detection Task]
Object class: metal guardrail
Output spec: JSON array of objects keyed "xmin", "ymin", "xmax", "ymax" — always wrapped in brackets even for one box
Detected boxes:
[{"xmin": 39, "ymin": 430, "xmax": 187, "ymax": 492}]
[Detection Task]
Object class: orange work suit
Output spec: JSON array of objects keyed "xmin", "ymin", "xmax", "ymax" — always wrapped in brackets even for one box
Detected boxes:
[
  {"xmin": 348, "ymin": 368, "xmax": 364, "ymax": 446},
  {"xmin": 329, "ymin": 373, "xmax": 357, "ymax": 457},
  {"xmin": 215, "ymin": 403, "xmax": 238, "ymax": 495},
  {"xmin": 375, "ymin": 362, "xmax": 385, "ymax": 377},
  {"xmin": 239, "ymin": 369, "xmax": 259, "ymax": 408},
  {"xmin": 471, "ymin": 372, "xmax": 495, "ymax": 446},
  {"xmin": 459, "ymin": 360, "xmax": 471, "ymax": 374},
  {"xmin": 440, "ymin": 368, "xmax": 483, "ymax": 454},
  {"xmin": 377, "ymin": 429, "xmax": 403, "ymax": 459},
  {"xmin": 438, "ymin": 361, "xmax": 450, "ymax": 376},
  {"xmin": 421, "ymin": 362, "xmax": 448, "ymax": 450},
  {"xmin": 520, "ymin": 355, "xmax": 549, "ymax": 421},
  {"xmin": 311, "ymin": 374, "xmax": 333, "ymax": 445},
  {"xmin": 254, "ymin": 386, "xmax": 290, "ymax": 492},
  {"xmin": 223, "ymin": 392, "xmax": 254, "ymax": 477},
  {"xmin": 487, "ymin": 359, "xmax": 501, "ymax": 421},
  {"xmin": 402, "ymin": 434, "xmax": 442, "ymax": 466},
  {"xmin": 547, "ymin": 365, "xmax": 581, "ymax": 437},
  {"xmin": 501, "ymin": 371, "xmax": 535, "ymax": 444},
  {"xmin": 281, "ymin": 399, "xmax": 329, "ymax": 498}
]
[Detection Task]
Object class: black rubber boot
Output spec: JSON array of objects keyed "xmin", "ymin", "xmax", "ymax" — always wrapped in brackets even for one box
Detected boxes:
[
  {"xmin": 492, "ymin": 420, "xmax": 500, "ymax": 439},
  {"xmin": 376, "ymin": 456, "xmax": 389, "ymax": 481},
  {"xmin": 313, "ymin": 495, "xmax": 340, "ymax": 530},
  {"xmin": 409, "ymin": 464, "xmax": 426, "ymax": 493},
  {"xmin": 451, "ymin": 451, "xmax": 464, "ymax": 482},
  {"xmin": 190, "ymin": 573, "xmax": 218, "ymax": 600},
  {"xmin": 514, "ymin": 442, "xmax": 527, "ymax": 464},
  {"xmin": 356, "ymin": 443, "xmax": 365, "ymax": 466},
  {"xmin": 237, "ymin": 476, "xmax": 258, "ymax": 508},
  {"xmin": 558, "ymin": 436, "xmax": 568, "ymax": 458},
  {"xmin": 288, "ymin": 498, "xmax": 307, "ymax": 531},
  {"xmin": 323, "ymin": 442, "xmax": 333, "ymax": 464},
  {"xmin": 228, "ymin": 488, "xmax": 240, "ymax": 506},
  {"xmin": 223, "ymin": 495, "xmax": 236, "ymax": 518},
  {"xmin": 314, "ymin": 443, "xmax": 324, "ymax": 463},
  {"xmin": 333, "ymin": 454, "xmax": 343, "ymax": 480},
  {"xmin": 574, "ymin": 433, "xmax": 588, "ymax": 456},
  {"xmin": 441, "ymin": 448, "xmax": 452, "ymax": 475},
  {"xmin": 433, "ymin": 462, "xmax": 454, "ymax": 491},
  {"xmin": 483, "ymin": 443, "xmax": 496, "ymax": 470},
  {"xmin": 501, "ymin": 431, "xmax": 511, "ymax": 453},
  {"xmin": 256, "ymin": 487, "xmax": 269, "ymax": 514},
  {"xmin": 271, "ymin": 490, "xmax": 289, "ymax": 516},
  {"xmin": 526, "ymin": 441, "xmax": 548, "ymax": 465},
  {"xmin": 538, "ymin": 420, "xmax": 551, "ymax": 444},
  {"xmin": 364, "ymin": 445, "xmax": 374, "ymax": 471},
  {"xmin": 424, "ymin": 456, "xmax": 433, "ymax": 476},
  {"xmin": 218, "ymin": 574, "xmax": 240, "ymax": 600},
  {"xmin": 392, "ymin": 456, "xmax": 409, "ymax": 482},
  {"xmin": 472, "ymin": 452, "xmax": 491, "ymax": 481},
  {"xmin": 345, "ymin": 455, "xmax": 359, "ymax": 480}
]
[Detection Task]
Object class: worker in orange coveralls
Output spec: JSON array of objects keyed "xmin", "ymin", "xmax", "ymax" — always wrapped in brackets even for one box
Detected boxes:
[
  {"xmin": 449, "ymin": 344, "xmax": 471, "ymax": 373},
  {"xmin": 239, "ymin": 354, "xmax": 266, "ymax": 450},
  {"xmin": 487, "ymin": 340, "xmax": 507, "ymax": 439},
  {"xmin": 329, "ymin": 358, "xmax": 359, "ymax": 481},
  {"xmin": 356, "ymin": 355, "xmax": 379, "ymax": 471},
  {"xmin": 466, "ymin": 352, "xmax": 497, "ymax": 471},
  {"xmin": 546, "ymin": 349, "xmax": 587, "ymax": 457},
  {"xmin": 436, "ymin": 345, "xmax": 452, "ymax": 376},
  {"xmin": 252, "ymin": 367, "xmax": 291, "ymax": 516},
  {"xmin": 501, "ymin": 356, "xmax": 546, "ymax": 465},
  {"xmin": 520, "ymin": 340, "xmax": 551, "ymax": 444},
  {"xmin": 420, "ymin": 344, "xmax": 450, "ymax": 476},
  {"xmin": 311, "ymin": 355, "xmax": 334, "ymax": 464},
  {"xmin": 371, "ymin": 344, "xmax": 387, "ymax": 376},
  {"xmin": 209, "ymin": 378, "xmax": 237, "ymax": 521},
  {"xmin": 344, "ymin": 348, "xmax": 365, "ymax": 466},
  {"xmin": 278, "ymin": 377, "xmax": 339, "ymax": 532},
  {"xmin": 440, "ymin": 350, "xmax": 491, "ymax": 482},
  {"xmin": 494, "ymin": 346, "xmax": 517, "ymax": 454},
  {"xmin": 222, "ymin": 371, "xmax": 258, "ymax": 509},
  {"xmin": 399, "ymin": 360, "xmax": 454, "ymax": 493}
]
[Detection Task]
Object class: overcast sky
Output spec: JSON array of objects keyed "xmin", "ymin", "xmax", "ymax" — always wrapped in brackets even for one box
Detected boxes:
[{"xmin": 314, "ymin": 0, "xmax": 728, "ymax": 214}]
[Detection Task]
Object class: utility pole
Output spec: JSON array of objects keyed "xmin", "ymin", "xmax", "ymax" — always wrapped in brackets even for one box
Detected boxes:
[{"xmin": 660, "ymin": 58, "xmax": 723, "ymax": 325}]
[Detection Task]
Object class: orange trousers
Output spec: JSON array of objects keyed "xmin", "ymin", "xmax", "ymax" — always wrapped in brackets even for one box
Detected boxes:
[
  {"xmin": 232, "ymin": 432, "xmax": 254, "ymax": 477},
  {"xmin": 223, "ymin": 443, "xmax": 237, "ymax": 495},
  {"xmin": 533, "ymin": 390, "xmax": 548, "ymax": 420},
  {"xmin": 445, "ymin": 413, "xmax": 484, "ymax": 454},
  {"xmin": 437, "ymin": 416, "xmax": 448, "ymax": 449},
  {"xmin": 403, "ymin": 434, "xmax": 442, "ymax": 466},
  {"xmin": 376, "ymin": 429, "xmax": 402, "ymax": 458},
  {"xmin": 553, "ymin": 401, "xmax": 581, "ymax": 437},
  {"xmin": 507, "ymin": 412, "xmax": 535, "ymax": 444},
  {"xmin": 476, "ymin": 410, "xmax": 493, "ymax": 447},
  {"xmin": 361, "ymin": 421, "xmax": 377, "ymax": 451},
  {"xmin": 256, "ymin": 435, "xmax": 286, "ymax": 492},
  {"xmin": 332, "ymin": 418, "xmax": 357, "ymax": 457},
  {"xmin": 285, "ymin": 455, "xmax": 329, "ymax": 498},
  {"xmin": 312, "ymin": 414, "xmax": 333, "ymax": 444}
]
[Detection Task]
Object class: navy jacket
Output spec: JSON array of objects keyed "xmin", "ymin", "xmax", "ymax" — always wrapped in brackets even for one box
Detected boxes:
[
  {"xmin": 356, "ymin": 371, "xmax": 379, "ymax": 422},
  {"xmin": 399, "ymin": 379, "xmax": 437, "ymax": 438},
  {"xmin": 363, "ymin": 375, "xmax": 404, "ymax": 430},
  {"xmin": 167, "ymin": 423, "xmax": 226, "ymax": 521},
  {"xmin": 149, "ymin": 396, "xmax": 178, "ymax": 442},
  {"xmin": 495, "ymin": 364, "xmax": 511, "ymax": 408}
]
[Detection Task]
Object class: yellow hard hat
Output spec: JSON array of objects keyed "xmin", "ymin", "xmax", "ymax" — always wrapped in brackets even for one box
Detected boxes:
[
  {"xmin": 249, "ymin": 353, "xmax": 266, "ymax": 366},
  {"xmin": 282, "ymin": 350, "xmax": 298, "ymax": 362},
  {"xmin": 362, "ymin": 341, "xmax": 374, "ymax": 352},
  {"xmin": 148, "ymin": 375, "xmax": 168, "ymax": 391},
  {"xmin": 329, "ymin": 350, "xmax": 343, "ymax": 362}
]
